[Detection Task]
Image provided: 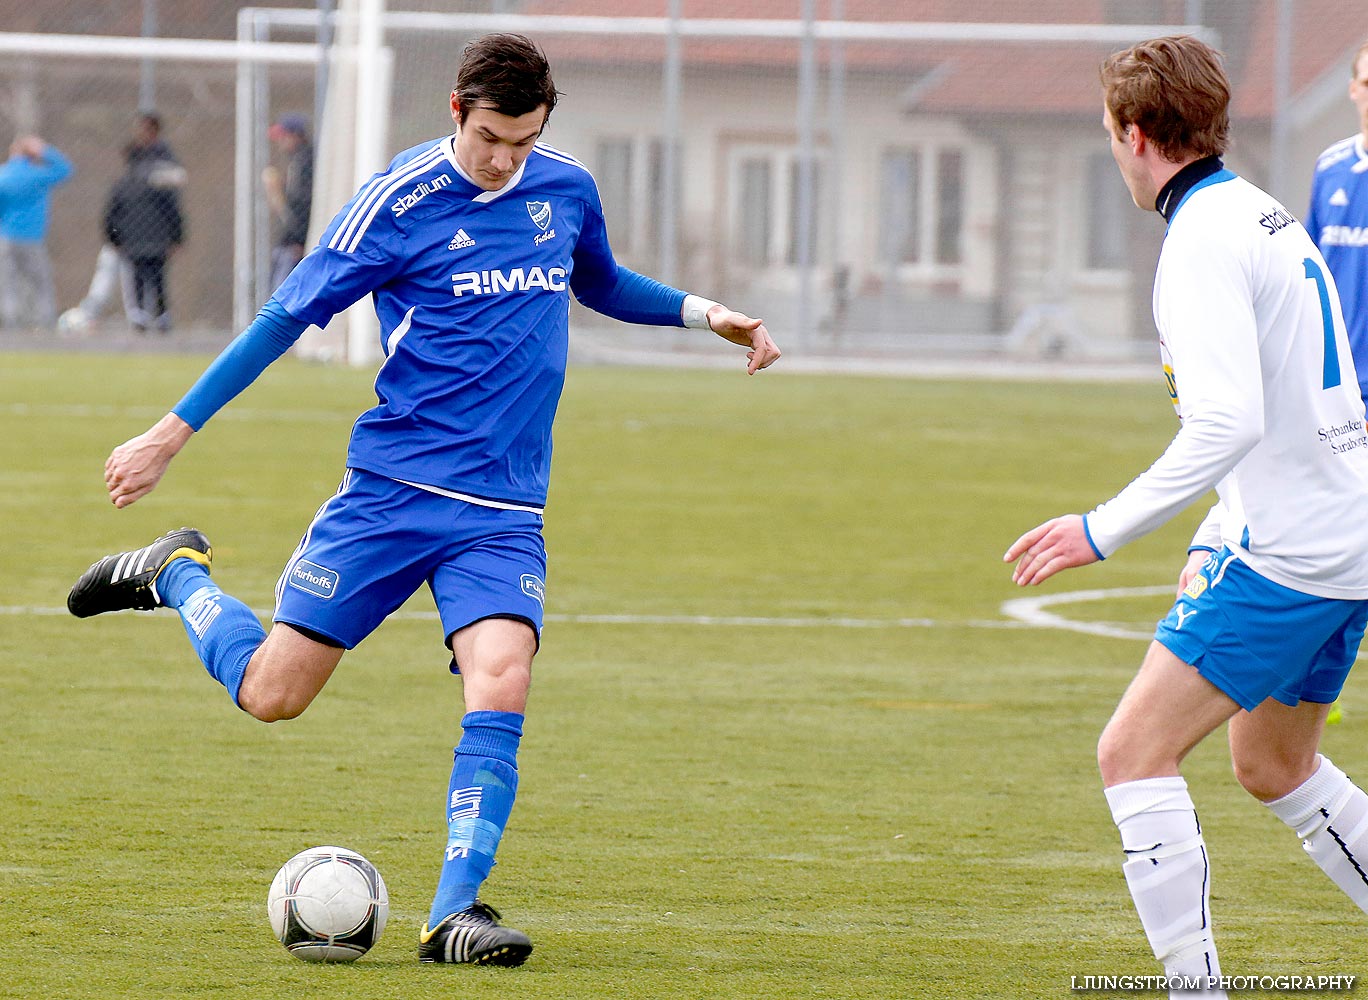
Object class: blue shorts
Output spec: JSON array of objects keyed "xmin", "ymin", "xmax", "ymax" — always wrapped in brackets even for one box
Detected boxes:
[
  {"xmin": 273, "ymin": 469, "xmax": 547, "ymax": 660},
  {"xmin": 1154, "ymin": 548, "xmax": 1368, "ymax": 711}
]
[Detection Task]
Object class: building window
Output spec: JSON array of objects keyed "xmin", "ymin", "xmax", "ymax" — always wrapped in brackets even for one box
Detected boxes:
[
  {"xmin": 786, "ymin": 156, "xmax": 823, "ymax": 266},
  {"xmin": 738, "ymin": 157, "xmax": 773, "ymax": 267},
  {"xmin": 1086, "ymin": 152, "xmax": 1128, "ymax": 271},
  {"xmin": 596, "ymin": 138, "xmax": 634, "ymax": 251},
  {"xmin": 935, "ymin": 149, "xmax": 963, "ymax": 265},
  {"xmin": 645, "ymin": 138, "xmax": 680, "ymax": 269},
  {"xmin": 881, "ymin": 145, "xmax": 965, "ymax": 270},
  {"xmin": 728, "ymin": 146, "xmax": 828, "ymax": 270},
  {"xmin": 594, "ymin": 136, "xmax": 680, "ymax": 269},
  {"xmin": 881, "ymin": 149, "xmax": 922, "ymax": 264}
]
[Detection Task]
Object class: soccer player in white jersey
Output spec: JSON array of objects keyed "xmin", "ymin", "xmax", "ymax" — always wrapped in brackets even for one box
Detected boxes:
[
  {"xmin": 1006, "ymin": 36, "xmax": 1368, "ymax": 998},
  {"xmin": 67, "ymin": 34, "xmax": 779, "ymax": 967}
]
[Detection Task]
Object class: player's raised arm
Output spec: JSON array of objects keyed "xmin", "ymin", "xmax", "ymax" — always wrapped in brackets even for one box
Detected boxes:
[
  {"xmin": 104, "ymin": 411, "xmax": 195, "ymax": 508},
  {"xmin": 102, "ymin": 300, "xmax": 312, "ymax": 507}
]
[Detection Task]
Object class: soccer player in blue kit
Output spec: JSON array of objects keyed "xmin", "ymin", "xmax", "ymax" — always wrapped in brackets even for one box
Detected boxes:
[
  {"xmin": 1307, "ymin": 38, "xmax": 1368, "ymax": 728},
  {"xmin": 1309, "ymin": 38, "xmax": 1368, "ymax": 407},
  {"xmin": 68, "ymin": 33, "xmax": 779, "ymax": 967},
  {"xmin": 1007, "ymin": 37, "xmax": 1368, "ymax": 999}
]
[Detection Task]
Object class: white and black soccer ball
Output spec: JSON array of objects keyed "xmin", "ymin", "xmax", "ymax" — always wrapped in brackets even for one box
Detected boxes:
[
  {"xmin": 267, "ymin": 846, "xmax": 389, "ymax": 962},
  {"xmin": 56, "ymin": 307, "xmax": 92, "ymax": 336}
]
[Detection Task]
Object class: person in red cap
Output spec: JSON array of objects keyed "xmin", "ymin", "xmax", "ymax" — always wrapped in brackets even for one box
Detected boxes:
[{"xmin": 263, "ymin": 113, "xmax": 314, "ymax": 292}]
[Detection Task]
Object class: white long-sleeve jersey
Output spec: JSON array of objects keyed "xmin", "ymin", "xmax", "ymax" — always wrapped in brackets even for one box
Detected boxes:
[{"xmin": 1085, "ymin": 165, "xmax": 1368, "ymax": 599}]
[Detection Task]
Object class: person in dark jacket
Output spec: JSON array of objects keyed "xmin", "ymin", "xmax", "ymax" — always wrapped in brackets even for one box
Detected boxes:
[
  {"xmin": 263, "ymin": 113, "xmax": 314, "ymax": 293},
  {"xmin": 104, "ymin": 113, "xmax": 185, "ymax": 333}
]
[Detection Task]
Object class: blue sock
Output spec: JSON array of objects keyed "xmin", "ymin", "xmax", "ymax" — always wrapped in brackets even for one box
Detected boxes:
[
  {"xmin": 158, "ymin": 557, "xmax": 265, "ymax": 707},
  {"xmin": 427, "ymin": 710, "xmax": 523, "ymax": 926}
]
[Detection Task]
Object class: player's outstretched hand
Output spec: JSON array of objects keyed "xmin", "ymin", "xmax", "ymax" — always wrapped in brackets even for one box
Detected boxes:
[
  {"xmin": 104, "ymin": 412, "xmax": 195, "ymax": 509},
  {"xmin": 1003, "ymin": 514, "xmax": 1099, "ymax": 586},
  {"xmin": 706, "ymin": 306, "xmax": 781, "ymax": 375}
]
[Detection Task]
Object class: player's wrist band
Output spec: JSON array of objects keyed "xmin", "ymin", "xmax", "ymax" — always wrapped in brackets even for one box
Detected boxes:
[{"xmin": 682, "ymin": 294, "xmax": 722, "ymax": 331}]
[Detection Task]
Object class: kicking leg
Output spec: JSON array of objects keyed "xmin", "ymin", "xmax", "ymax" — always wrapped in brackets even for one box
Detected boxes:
[{"xmin": 68, "ymin": 527, "xmax": 342, "ymax": 721}]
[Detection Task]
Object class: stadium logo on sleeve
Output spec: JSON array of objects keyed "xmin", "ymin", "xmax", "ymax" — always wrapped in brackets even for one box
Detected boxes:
[
  {"xmin": 391, "ymin": 173, "xmax": 453, "ymax": 217},
  {"xmin": 289, "ymin": 560, "xmax": 340, "ymax": 599},
  {"xmin": 520, "ymin": 574, "xmax": 546, "ymax": 605}
]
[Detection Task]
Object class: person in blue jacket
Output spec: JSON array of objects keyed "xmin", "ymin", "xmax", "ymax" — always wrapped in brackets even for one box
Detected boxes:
[
  {"xmin": 0, "ymin": 134, "xmax": 73, "ymax": 329},
  {"xmin": 67, "ymin": 33, "xmax": 778, "ymax": 967}
]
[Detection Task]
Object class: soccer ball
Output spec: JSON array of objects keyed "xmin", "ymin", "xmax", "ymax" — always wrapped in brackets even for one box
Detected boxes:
[
  {"xmin": 267, "ymin": 846, "xmax": 389, "ymax": 962},
  {"xmin": 56, "ymin": 307, "xmax": 92, "ymax": 336}
]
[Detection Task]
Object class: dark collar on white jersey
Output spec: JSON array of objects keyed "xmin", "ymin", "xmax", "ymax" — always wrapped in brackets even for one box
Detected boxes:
[{"xmin": 1156, "ymin": 155, "xmax": 1225, "ymax": 223}]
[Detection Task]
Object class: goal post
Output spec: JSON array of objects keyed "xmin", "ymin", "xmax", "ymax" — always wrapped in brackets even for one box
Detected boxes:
[{"xmin": 238, "ymin": 0, "xmax": 393, "ymax": 364}]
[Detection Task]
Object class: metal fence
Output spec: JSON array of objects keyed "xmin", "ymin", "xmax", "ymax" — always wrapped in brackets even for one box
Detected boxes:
[{"xmin": 1, "ymin": 0, "xmax": 1366, "ymax": 366}]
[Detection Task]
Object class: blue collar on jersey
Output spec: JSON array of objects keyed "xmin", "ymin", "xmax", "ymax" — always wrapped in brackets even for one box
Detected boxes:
[{"xmin": 1156, "ymin": 155, "xmax": 1234, "ymax": 224}]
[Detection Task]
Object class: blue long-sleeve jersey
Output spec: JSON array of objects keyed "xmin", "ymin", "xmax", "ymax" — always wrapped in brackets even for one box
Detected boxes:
[
  {"xmin": 0, "ymin": 144, "xmax": 73, "ymax": 243},
  {"xmin": 1308, "ymin": 135, "xmax": 1368, "ymax": 404},
  {"xmin": 175, "ymin": 136, "xmax": 687, "ymax": 509}
]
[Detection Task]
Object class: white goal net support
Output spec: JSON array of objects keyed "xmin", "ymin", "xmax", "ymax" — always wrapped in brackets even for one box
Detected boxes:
[{"xmin": 2, "ymin": 2, "xmax": 1362, "ymax": 370}]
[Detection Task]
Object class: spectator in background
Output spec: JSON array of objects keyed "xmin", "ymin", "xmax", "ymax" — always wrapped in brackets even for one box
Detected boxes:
[
  {"xmin": 0, "ymin": 134, "xmax": 73, "ymax": 329},
  {"xmin": 105, "ymin": 112, "xmax": 185, "ymax": 334},
  {"xmin": 63, "ymin": 114, "xmax": 187, "ymax": 336},
  {"xmin": 263, "ymin": 113, "xmax": 314, "ymax": 292},
  {"xmin": 1306, "ymin": 37, "xmax": 1368, "ymax": 726}
]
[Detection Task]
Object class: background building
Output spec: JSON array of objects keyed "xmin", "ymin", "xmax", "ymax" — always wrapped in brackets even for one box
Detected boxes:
[{"xmin": 0, "ymin": 0, "xmax": 1365, "ymax": 362}]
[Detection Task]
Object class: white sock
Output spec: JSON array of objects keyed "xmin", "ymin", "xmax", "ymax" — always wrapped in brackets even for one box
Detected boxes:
[
  {"xmin": 1105, "ymin": 777, "xmax": 1225, "ymax": 1000},
  {"xmin": 1265, "ymin": 755, "xmax": 1368, "ymax": 912}
]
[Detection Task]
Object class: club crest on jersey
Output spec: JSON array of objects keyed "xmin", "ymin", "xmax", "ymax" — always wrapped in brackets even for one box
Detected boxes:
[{"xmin": 526, "ymin": 201, "xmax": 552, "ymax": 231}]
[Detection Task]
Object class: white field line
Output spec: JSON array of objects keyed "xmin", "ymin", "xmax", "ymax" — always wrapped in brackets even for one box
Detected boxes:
[
  {"xmin": 4, "ymin": 604, "xmax": 1023, "ymax": 630},
  {"xmin": 4, "ymin": 587, "xmax": 1170, "ymax": 637},
  {"xmin": 999, "ymin": 585, "xmax": 1173, "ymax": 641},
  {"xmin": 2, "ymin": 402, "xmax": 350, "ymax": 424}
]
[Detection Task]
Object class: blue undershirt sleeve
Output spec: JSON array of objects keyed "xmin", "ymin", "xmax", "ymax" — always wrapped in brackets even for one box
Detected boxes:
[
  {"xmin": 572, "ymin": 264, "xmax": 686, "ymax": 328},
  {"xmin": 171, "ymin": 300, "xmax": 309, "ymax": 430}
]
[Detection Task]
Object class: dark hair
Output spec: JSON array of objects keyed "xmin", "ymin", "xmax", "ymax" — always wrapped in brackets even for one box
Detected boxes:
[
  {"xmin": 453, "ymin": 33, "xmax": 559, "ymax": 126},
  {"xmin": 1101, "ymin": 35, "xmax": 1229, "ymax": 162}
]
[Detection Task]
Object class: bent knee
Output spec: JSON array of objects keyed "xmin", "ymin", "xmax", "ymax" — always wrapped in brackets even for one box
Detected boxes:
[
  {"xmin": 236, "ymin": 675, "xmax": 315, "ymax": 723},
  {"xmin": 1232, "ymin": 754, "xmax": 1317, "ymax": 803},
  {"xmin": 1097, "ymin": 723, "xmax": 1182, "ymax": 787}
]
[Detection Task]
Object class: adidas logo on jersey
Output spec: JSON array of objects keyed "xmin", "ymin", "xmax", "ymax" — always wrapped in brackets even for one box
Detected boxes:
[
  {"xmin": 1330, "ymin": 188, "xmax": 1350, "ymax": 207},
  {"xmin": 448, "ymin": 229, "xmax": 477, "ymax": 250}
]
